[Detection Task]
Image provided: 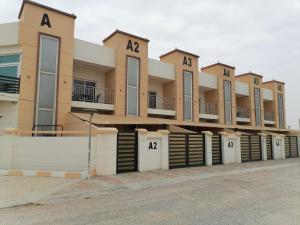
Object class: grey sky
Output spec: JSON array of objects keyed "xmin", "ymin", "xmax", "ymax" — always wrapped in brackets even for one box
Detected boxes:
[{"xmin": 1, "ymin": 0, "xmax": 299, "ymax": 129}]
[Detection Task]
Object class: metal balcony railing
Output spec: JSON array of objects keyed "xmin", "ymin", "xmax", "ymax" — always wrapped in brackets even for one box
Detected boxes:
[
  {"xmin": 199, "ymin": 102, "xmax": 218, "ymax": 115},
  {"xmin": 0, "ymin": 75, "xmax": 20, "ymax": 94},
  {"xmin": 148, "ymin": 95, "xmax": 175, "ymax": 110},
  {"xmin": 236, "ymin": 107, "xmax": 250, "ymax": 118},
  {"xmin": 264, "ymin": 111, "xmax": 275, "ymax": 121},
  {"xmin": 72, "ymin": 84, "xmax": 114, "ymax": 105}
]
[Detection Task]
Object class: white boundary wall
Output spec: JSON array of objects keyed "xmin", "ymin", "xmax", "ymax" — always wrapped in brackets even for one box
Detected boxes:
[
  {"xmin": 220, "ymin": 132, "xmax": 241, "ymax": 164},
  {"xmin": 0, "ymin": 128, "xmax": 118, "ymax": 175},
  {"xmin": 137, "ymin": 129, "xmax": 169, "ymax": 172},
  {"xmin": 272, "ymin": 134, "xmax": 285, "ymax": 160}
]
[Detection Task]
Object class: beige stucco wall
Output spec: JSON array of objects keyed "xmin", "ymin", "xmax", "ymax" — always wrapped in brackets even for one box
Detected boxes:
[
  {"xmin": 17, "ymin": 2, "xmax": 75, "ymax": 131},
  {"xmin": 148, "ymin": 78, "xmax": 164, "ymax": 97},
  {"xmin": 202, "ymin": 65, "xmax": 237, "ymax": 125},
  {"xmin": 103, "ymin": 32, "xmax": 148, "ymax": 118},
  {"xmin": 73, "ymin": 63, "xmax": 106, "ymax": 90},
  {"xmin": 160, "ymin": 51, "xmax": 199, "ymax": 122}
]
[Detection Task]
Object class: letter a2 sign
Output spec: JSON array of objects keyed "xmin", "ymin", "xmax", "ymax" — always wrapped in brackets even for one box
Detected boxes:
[{"xmin": 147, "ymin": 138, "xmax": 160, "ymax": 151}]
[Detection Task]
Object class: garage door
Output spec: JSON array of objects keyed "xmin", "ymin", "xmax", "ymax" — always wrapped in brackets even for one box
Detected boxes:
[
  {"xmin": 266, "ymin": 135, "xmax": 273, "ymax": 160},
  {"xmin": 212, "ymin": 135, "xmax": 222, "ymax": 165},
  {"xmin": 285, "ymin": 136, "xmax": 299, "ymax": 158},
  {"xmin": 117, "ymin": 132, "xmax": 138, "ymax": 173},
  {"xmin": 169, "ymin": 133, "xmax": 205, "ymax": 169},
  {"xmin": 240, "ymin": 135, "xmax": 262, "ymax": 162}
]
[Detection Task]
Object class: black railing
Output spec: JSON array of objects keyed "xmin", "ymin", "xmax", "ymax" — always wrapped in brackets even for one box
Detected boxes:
[
  {"xmin": 0, "ymin": 75, "xmax": 20, "ymax": 94},
  {"xmin": 148, "ymin": 95, "xmax": 175, "ymax": 110},
  {"xmin": 236, "ymin": 107, "xmax": 250, "ymax": 118},
  {"xmin": 264, "ymin": 111, "xmax": 275, "ymax": 121},
  {"xmin": 72, "ymin": 84, "xmax": 114, "ymax": 104},
  {"xmin": 199, "ymin": 102, "xmax": 218, "ymax": 115}
]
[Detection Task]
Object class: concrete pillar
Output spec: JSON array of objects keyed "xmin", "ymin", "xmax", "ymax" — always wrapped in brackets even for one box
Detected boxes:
[
  {"xmin": 272, "ymin": 134, "xmax": 285, "ymax": 160},
  {"xmin": 258, "ymin": 133, "xmax": 267, "ymax": 161},
  {"xmin": 158, "ymin": 130, "xmax": 170, "ymax": 170},
  {"xmin": 95, "ymin": 128, "xmax": 118, "ymax": 175},
  {"xmin": 137, "ymin": 129, "xmax": 170, "ymax": 172},
  {"xmin": 202, "ymin": 131, "xmax": 213, "ymax": 166},
  {"xmin": 219, "ymin": 131, "xmax": 241, "ymax": 165}
]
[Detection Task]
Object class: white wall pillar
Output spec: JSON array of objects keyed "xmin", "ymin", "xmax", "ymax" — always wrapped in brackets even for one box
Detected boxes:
[
  {"xmin": 258, "ymin": 133, "xmax": 267, "ymax": 161},
  {"xmin": 272, "ymin": 134, "xmax": 285, "ymax": 160},
  {"xmin": 219, "ymin": 132, "xmax": 241, "ymax": 165},
  {"xmin": 202, "ymin": 131, "xmax": 213, "ymax": 166},
  {"xmin": 158, "ymin": 130, "xmax": 170, "ymax": 170},
  {"xmin": 137, "ymin": 129, "xmax": 169, "ymax": 172},
  {"xmin": 95, "ymin": 128, "xmax": 118, "ymax": 176}
]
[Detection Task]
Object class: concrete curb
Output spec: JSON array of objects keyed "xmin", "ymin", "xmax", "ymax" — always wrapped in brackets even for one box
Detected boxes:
[{"xmin": 0, "ymin": 169, "xmax": 96, "ymax": 179}]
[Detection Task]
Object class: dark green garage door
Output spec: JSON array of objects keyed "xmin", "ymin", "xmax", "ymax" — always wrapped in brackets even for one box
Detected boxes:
[
  {"xmin": 169, "ymin": 133, "xmax": 205, "ymax": 169},
  {"xmin": 212, "ymin": 135, "xmax": 222, "ymax": 165},
  {"xmin": 241, "ymin": 135, "xmax": 262, "ymax": 162},
  {"xmin": 285, "ymin": 136, "xmax": 299, "ymax": 158},
  {"xmin": 117, "ymin": 132, "xmax": 138, "ymax": 173},
  {"xmin": 266, "ymin": 135, "xmax": 273, "ymax": 160}
]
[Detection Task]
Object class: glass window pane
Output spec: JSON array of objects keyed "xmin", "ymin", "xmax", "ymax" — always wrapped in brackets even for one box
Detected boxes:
[
  {"xmin": 0, "ymin": 66, "xmax": 18, "ymax": 77},
  {"xmin": 0, "ymin": 54, "xmax": 20, "ymax": 64},
  {"xmin": 127, "ymin": 57, "xmax": 139, "ymax": 87},
  {"xmin": 74, "ymin": 79, "xmax": 84, "ymax": 86},
  {"xmin": 37, "ymin": 110, "xmax": 54, "ymax": 126},
  {"xmin": 40, "ymin": 36, "xmax": 58, "ymax": 73},
  {"xmin": 224, "ymin": 81, "xmax": 232, "ymax": 124},
  {"xmin": 184, "ymin": 96, "xmax": 192, "ymax": 120},
  {"xmin": 127, "ymin": 87, "xmax": 138, "ymax": 116},
  {"xmin": 38, "ymin": 73, "xmax": 56, "ymax": 109},
  {"xmin": 184, "ymin": 71, "xmax": 192, "ymax": 95}
]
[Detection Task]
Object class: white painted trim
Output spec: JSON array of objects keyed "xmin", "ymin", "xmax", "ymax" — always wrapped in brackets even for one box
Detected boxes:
[
  {"xmin": 0, "ymin": 93, "xmax": 19, "ymax": 102},
  {"xmin": 71, "ymin": 101, "xmax": 114, "ymax": 111},
  {"xmin": 147, "ymin": 108, "xmax": 176, "ymax": 116},
  {"xmin": 264, "ymin": 120, "xmax": 275, "ymax": 125},
  {"xmin": 199, "ymin": 113, "xmax": 218, "ymax": 120},
  {"xmin": 236, "ymin": 117, "xmax": 251, "ymax": 123}
]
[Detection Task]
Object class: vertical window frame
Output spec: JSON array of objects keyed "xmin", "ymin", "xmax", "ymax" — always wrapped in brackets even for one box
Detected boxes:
[
  {"xmin": 35, "ymin": 34, "xmax": 60, "ymax": 129},
  {"xmin": 223, "ymin": 80, "xmax": 232, "ymax": 125},
  {"xmin": 183, "ymin": 70, "xmax": 193, "ymax": 121},
  {"xmin": 254, "ymin": 87, "xmax": 261, "ymax": 126},
  {"xmin": 126, "ymin": 56, "xmax": 140, "ymax": 117}
]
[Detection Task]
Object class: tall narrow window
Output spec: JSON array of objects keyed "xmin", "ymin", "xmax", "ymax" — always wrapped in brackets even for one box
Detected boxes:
[
  {"xmin": 224, "ymin": 80, "xmax": 232, "ymax": 124},
  {"xmin": 126, "ymin": 57, "xmax": 140, "ymax": 116},
  {"xmin": 254, "ymin": 88, "xmax": 261, "ymax": 126},
  {"xmin": 183, "ymin": 71, "xmax": 193, "ymax": 121},
  {"xmin": 278, "ymin": 93, "xmax": 284, "ymax": 128},
  {"xmin": 35, "ymin": 35, "xmax": 59, "ymax": 129}
]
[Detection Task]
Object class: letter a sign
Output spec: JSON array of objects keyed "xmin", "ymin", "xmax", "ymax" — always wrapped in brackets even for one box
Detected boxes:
[{"xmin": 41, "ymin": 13, "xmax": 51, "ymax": 28}]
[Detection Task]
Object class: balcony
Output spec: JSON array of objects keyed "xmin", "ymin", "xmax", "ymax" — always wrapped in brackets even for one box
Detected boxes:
[
  {"xmin": 236, "ymin": 107, "xmax": 250, "ymax": 123},
  {"xmin": 0, "ymin": 75, "xmax": 20, "ymax": 102},
  {"xmin": 199, "ymin": 102, "xmax": 218, "ymax": 120},
  {"xmin": 71, "ymin": 84, "xmax": 114, "ymax": 111},
  {"xmin": 264, "ymin": 111, "xmax": 275, "ymax": 125},
  {"xmin": 147, "ymin": 95, "xmax": 175, "ymax": 116}
]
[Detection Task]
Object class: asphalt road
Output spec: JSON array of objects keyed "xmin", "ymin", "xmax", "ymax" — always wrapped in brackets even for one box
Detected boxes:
[{"xmin": 1, "ymin": 159, "xmax": 300, "ymax": 225}]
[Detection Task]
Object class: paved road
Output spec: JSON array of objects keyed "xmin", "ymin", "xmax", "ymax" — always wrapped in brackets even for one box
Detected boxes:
[{"xmin": 1, "ymin": 159, "xmax": 300, "ymax": 225}]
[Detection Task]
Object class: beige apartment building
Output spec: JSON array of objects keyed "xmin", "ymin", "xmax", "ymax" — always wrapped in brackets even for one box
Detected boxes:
[
  {"xmin": 0, "ymin": 0, "xmax": 299, "ymax": 178},
  {"xmin": 0, "ymin": 0, "xmax": 289, "ymax": 134}
]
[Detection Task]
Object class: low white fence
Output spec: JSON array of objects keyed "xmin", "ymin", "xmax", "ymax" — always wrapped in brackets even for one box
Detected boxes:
[{"xmin": 0, "ymin": 136, "xmax": 95, "ymax": 172}]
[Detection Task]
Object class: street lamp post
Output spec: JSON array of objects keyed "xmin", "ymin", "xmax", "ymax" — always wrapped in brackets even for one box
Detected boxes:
[{"xmin": 83, "ymin": 109, "xmax": 98, "ymax": 179}]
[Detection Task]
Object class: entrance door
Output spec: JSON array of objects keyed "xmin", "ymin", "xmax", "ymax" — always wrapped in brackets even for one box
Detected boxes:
[{"xmin": 117, "ymin": 132, "xmax": 138, "ymax": 173}]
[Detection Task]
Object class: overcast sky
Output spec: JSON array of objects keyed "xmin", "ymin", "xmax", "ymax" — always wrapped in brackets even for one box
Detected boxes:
[{"xmin": 1, "ymin": 0, "xmax": 299, "ymax": 129}]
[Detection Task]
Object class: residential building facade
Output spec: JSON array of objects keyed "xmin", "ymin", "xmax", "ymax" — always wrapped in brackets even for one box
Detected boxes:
[{"xmin": 0, "ymin": 0, "xmax": 288, "ymax": 134}]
